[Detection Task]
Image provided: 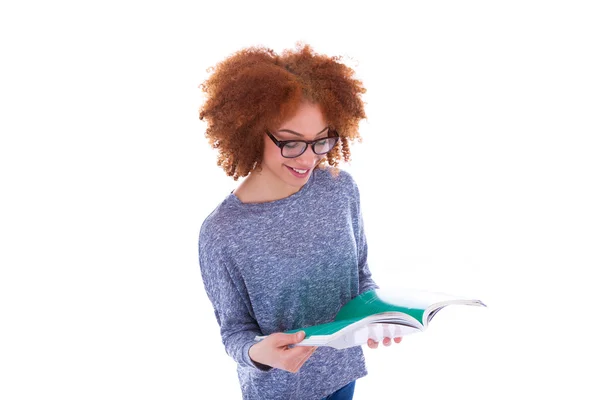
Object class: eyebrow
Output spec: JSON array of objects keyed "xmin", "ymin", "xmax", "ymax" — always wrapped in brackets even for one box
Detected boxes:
[{"xmin": 277, "ymin": 126, "xmax": 329, "ymax": 138}]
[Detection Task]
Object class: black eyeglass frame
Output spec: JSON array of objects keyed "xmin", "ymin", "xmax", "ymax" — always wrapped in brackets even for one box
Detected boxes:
[{"xmin": 265, "ymin": 129, "xmax": 340, "ymax": 158}]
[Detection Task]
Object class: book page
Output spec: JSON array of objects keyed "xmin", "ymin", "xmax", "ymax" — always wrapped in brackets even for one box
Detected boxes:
[{"xmin": 376, "ymin": 287, "xmax": 473, "ymax": 310}]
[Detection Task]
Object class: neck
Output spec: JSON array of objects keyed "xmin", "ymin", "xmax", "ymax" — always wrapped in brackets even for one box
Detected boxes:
[{"xmin": 234, "ymin": 170, "xmax": 301, "ymax": 203}]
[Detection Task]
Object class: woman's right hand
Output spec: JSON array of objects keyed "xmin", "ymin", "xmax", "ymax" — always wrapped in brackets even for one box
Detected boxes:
[{"xmin": 248, "ymin": 331, "xmax": 317, "ymax": 373}]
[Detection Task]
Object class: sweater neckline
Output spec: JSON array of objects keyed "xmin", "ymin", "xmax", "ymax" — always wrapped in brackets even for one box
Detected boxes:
[{"xmin": 227, "ymin": 168, "xmax": 319, "ymax": 209}]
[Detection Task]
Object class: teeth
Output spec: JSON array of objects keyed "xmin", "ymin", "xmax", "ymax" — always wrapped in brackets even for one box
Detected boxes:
[{"xmin": 292, "ymin": 168, "xmax": 308, "ymax": 174}]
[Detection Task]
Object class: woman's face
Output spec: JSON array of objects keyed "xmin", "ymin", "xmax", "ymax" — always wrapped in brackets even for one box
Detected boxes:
[{"xmin": 261, "ymin": 101, "xmax": 329, "ymax": 190}]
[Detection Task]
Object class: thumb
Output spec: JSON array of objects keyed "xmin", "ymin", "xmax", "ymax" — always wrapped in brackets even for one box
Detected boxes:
[
  {"xmin": 292, "ymin": 331, "xmax": 306, "ymax": 343},
  {"xmin": 272, "ymin": 331, "xmax": 305, "ymax": 346}
]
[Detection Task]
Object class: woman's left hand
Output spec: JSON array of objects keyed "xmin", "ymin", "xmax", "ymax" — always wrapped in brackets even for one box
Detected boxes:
[{"xmin": 367, "ymin": 336, "xmax": 402, "ymax": 349}]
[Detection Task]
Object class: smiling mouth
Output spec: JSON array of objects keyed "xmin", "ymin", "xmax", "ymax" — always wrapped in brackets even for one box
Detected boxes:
[{"xmin": 286, "ymin": 165, "xmax": 311, "ymax": 176}]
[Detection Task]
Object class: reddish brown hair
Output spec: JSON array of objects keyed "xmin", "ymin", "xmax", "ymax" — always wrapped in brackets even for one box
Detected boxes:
[{"xmin": 199, "ymin": 43, "xmax": 367, "ymax": 180}]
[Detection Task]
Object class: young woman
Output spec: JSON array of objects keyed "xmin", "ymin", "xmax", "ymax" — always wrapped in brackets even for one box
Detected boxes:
[{"xmin": 198, "ymin": 44, "xmax": 401, "ymax": 400}]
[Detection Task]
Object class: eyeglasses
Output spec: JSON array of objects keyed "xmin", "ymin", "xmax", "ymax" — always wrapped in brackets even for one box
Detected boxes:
[{"xmin": 265, "ymin": 129, "xmax": 340, "ymax": 158}]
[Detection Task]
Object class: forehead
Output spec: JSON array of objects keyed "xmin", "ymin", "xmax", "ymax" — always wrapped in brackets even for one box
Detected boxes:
[{"xmin": 277, "ymin": 102, "xmax": 327, "ymax": 135}]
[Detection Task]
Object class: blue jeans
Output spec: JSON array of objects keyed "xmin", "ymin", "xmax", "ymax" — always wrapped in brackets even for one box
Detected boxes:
[{"xmin": 322, "ymin": 381, "xmax": 355, "ymax": 400}]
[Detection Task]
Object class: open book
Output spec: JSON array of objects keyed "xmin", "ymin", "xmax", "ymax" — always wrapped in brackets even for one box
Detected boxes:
[{"xmin": 255, "ymin": 288, "xmax": 486, "ymax": 349}]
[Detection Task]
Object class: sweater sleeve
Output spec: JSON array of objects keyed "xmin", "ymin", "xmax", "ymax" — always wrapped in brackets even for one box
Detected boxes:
[
  {"xmin": 348, "ymin": 173, "xmax": 379, "ymax": 294},
  {"xmin": 198, "ymin": 227, "xmax": 272, "ymax": 372},
  {"xmin": 355, "ymin": 207, "xmax": 379, "ymax": 294}
]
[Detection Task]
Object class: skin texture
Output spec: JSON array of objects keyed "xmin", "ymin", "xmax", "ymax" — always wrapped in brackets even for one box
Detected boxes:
[
  {"xmin": 249, "ymin": 331, "xmax": 318, "ymax": 373},
  {"xmin": 367, "ymin": 337, "xmax": 403, "ymax": 349},
  {"xmin": 244, "ymin": 103, "xmax": 402, "ymax": 372},
  {"xmin": 233, "ymin": 101, "xmax": 328, "ymax": 202}
]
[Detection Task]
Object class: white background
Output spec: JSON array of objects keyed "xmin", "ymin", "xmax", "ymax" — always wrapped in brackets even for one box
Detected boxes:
[{"xmin": 1, "ymin": 1, "xmax": 599, "ymax": 399}]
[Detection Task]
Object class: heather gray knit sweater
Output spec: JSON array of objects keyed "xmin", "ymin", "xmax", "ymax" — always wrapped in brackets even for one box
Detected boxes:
[{"xmin": 198, "ymin": 167, "xmax": 378, "ymax": 399}]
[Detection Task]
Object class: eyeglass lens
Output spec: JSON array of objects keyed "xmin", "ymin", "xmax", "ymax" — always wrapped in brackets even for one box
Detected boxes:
[{"xmin": 282, "ymin": 137, "xmax": 337, "ymax": 158}]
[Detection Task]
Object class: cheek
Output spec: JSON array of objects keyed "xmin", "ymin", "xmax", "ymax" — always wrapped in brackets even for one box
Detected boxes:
[{"xmin": 263, "ymin": 142, "xmax": 284, "ymax": 165}]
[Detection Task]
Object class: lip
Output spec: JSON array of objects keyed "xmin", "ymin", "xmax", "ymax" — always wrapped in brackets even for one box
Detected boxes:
[{"xmin": 285, "ymin": 165, "xmax": 312, "ymax": 178}]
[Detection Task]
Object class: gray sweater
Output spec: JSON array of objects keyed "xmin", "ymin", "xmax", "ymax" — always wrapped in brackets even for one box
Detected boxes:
[{"xmin": 198, "ymin": 167, "xmax": 378, "ymax": 399}]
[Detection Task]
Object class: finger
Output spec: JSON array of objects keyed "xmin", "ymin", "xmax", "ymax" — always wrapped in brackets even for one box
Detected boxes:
[
  {"xmin": 367, "ymin": 339, "xmax": 379, "ymax": 349},
  {"xmin": 286, "ymin": 345, "xmax": 316, "ymax": 359},
  {"xmin": 273, "ymin": 331, "xmax": 305, "ymax": 347},
  {"xmin": 292, "ymin": 331, "xmax": 306, "ymax": 343},
  {"xmin": 289, "ymin": 354, "xmax": 309, "ymax": 373},
  {"xmin": 289, "ymin": 346, "xmax": 317, "ymax": 372},
  {"xmin": 298, "ymin": 347, "xmax": 315, "ymax": 366},
  {"xmin": 383, "ymin": 337, "xmax": 391, "ymax": 347},
  {"xmin": 394, "ymin": 337, "xmax": 402, "ymax": 344}
]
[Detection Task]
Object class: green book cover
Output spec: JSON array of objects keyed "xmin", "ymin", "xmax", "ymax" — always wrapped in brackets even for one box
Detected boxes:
[{"xmin": 255, "ymin": 287, "xmax": 486, "ymax": 349}]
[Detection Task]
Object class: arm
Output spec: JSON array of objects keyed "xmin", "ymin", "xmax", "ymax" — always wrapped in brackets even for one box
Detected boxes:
[
  {"xmin": 349, "ymin": 176, "xmax": 379, "ymax": 294},
  {"xmin": 198, "ymin": 236, "xmax": 269, "ymax": 371},
  {"xmin": 199, "ymin": 223, "xmax": 318, "ymax": 373},
  {"xmin": 356, "ymin": 211, "xmax": 379, "ymax": 294}
]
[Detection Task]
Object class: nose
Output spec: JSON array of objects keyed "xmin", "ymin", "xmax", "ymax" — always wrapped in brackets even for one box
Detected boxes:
[{"xmin": 296, "ymin": 144, "xmax": 320, "ymax": 166}]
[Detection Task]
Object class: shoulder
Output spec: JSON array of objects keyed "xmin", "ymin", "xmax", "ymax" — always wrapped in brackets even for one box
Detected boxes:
[
  {"xmin": 313, "ymin": 166, "xmax": 360, "ymax": 195},
  {"xmin": 198, "ymin": 196, "xmax": 240, "ymax": 249},
  {"xmin": 314, "ymin": 165, "xmax": 356, "ymax": 185}
]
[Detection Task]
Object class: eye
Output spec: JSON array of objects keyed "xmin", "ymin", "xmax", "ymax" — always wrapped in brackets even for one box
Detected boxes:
[{"xmin": 284, "ymin": 142, "xmax": 301, "ymax": 149}]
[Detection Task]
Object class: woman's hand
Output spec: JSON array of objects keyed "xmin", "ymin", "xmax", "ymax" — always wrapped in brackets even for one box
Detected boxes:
[
  {"xmin": 249, "ymin": 331, "xmax": 317, "ymax": 373},
  {"xmin": 367, "ymin": 336, "xmax": 403, "ymax": 349}
]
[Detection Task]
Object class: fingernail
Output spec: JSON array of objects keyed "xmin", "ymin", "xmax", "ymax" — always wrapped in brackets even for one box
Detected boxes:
[{"xmin": 297, "ymin": 331, "xmax": 304, "ymax": 340}]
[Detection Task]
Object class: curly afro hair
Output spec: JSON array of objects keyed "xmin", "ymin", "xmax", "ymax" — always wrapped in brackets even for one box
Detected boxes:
[{"xmin": 199, "ymin": 43, "xmax": 367, "ymax": 180}]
